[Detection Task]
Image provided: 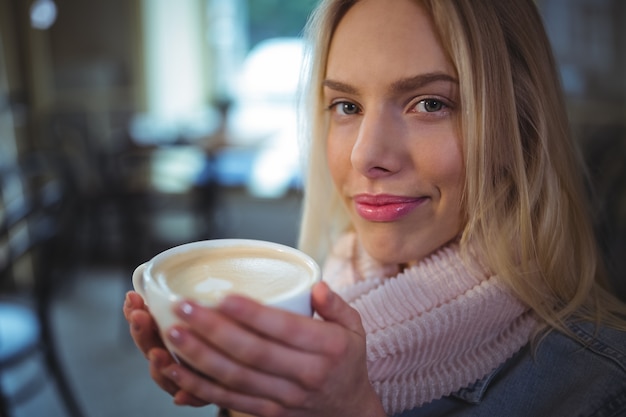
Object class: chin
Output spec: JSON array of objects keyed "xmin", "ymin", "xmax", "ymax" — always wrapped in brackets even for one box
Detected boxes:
[
  {"xmin": 359, "ymin": 235, "xmax": 429, "ymax": 266},
  {"xmin": 357, "ymin": 226, "xmax": 459, "ymax": 267}
]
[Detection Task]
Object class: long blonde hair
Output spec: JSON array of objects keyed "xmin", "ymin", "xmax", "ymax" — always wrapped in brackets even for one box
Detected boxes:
[{"xmin": 297, "ymin": 0, "xmax": 626, "ymax": 330}]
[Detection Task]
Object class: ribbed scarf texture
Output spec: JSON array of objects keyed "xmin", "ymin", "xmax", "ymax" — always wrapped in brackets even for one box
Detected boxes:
[{"xmin": 322, "ymin": 233, "xmax": 537, "ymax": 415}]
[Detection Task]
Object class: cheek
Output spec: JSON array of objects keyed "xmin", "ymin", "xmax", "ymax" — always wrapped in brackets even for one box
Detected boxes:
[
  {"xmin": 326, "ymin": 131, "xmax": 351, "ymax": 186},
  {"xmin": 422, "ymin": 135, "xmax": 464, "ymax": 188},
  {"xmin": 414, "ymin": 134, "xmax": 465, "ymax": 219},
  {"xmin": 436, "ymin": 141, "xmax": 465, "ymax": 222},
  {"xmin": 440, "ymin": 148, "xmax": 464, "ymax": 189}
]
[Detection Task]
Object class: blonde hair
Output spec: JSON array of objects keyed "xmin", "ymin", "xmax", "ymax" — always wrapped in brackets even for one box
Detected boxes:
[{"xmin": 297, "ymin": 0, "xmax": 626, "ymax": 330}]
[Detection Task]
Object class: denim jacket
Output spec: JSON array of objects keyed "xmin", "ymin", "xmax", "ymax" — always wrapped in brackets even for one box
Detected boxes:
[{"xmin": 394, "ymin": 321, "xmax": 626, "ymax": 417}]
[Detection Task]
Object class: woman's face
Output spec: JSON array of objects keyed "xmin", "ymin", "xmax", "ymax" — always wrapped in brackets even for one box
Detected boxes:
[{"xmin": 325, "ymin": 0, "xmax": 465, "ymax": 265}]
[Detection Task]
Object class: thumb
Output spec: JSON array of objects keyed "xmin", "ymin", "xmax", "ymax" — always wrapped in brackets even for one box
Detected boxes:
[{"xmin": 312, "ymin": 281, "xmax": 364, "ymax": 336}]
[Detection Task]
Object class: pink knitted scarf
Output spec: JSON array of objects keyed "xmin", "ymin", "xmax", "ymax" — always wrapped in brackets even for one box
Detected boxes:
[{"xmin": 323, "ymin": 233, "xmax": 537, "ymax": 415}]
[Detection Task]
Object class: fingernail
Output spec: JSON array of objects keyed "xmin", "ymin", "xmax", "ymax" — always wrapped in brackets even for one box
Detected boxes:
[
  {"xmin": 177, "ymin": 301, "xmax": 194, "ymax": 317},
  {"xmin": 165, "ymin": 366, "xmax": 180, "ymax": 382},
  {"xmin": 168, "ymin": 327, "xmax": 183, "ymax": 345}
]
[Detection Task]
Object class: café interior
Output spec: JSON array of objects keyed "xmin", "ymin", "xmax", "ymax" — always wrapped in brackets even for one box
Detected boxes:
[{"xmin": 0, "ymin": 0, "xmax": 625, "ymax": 416}]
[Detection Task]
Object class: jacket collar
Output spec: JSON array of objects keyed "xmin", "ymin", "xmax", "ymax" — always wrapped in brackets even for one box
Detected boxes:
[{"xmin": 451, "ymin": 346, "xmax": 526, "ymax": 404}]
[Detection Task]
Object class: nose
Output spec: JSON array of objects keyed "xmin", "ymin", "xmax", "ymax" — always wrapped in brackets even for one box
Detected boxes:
[{"xmin": 350, "ymin": 108, "xmax": 404, "ymax": 178}]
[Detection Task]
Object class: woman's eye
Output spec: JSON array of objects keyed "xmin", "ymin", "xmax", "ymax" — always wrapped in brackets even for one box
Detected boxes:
[
  {"xmin": 330, "ymin": 101, "xmax": 360, "ymax": 115},
  {"xmin": 416, "ymin": 99, "xmax": 446, "ymax": 113}
]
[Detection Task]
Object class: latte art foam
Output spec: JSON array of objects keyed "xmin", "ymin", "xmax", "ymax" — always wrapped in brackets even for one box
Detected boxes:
[{"xmin": 152, "ymin": 246, "xmax": 312, "ymax": 304}]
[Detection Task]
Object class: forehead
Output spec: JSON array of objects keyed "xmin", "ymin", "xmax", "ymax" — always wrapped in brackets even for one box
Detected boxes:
[{"xmin": 326, "ymin": 0, "xmax": 455, "ymax": 84}]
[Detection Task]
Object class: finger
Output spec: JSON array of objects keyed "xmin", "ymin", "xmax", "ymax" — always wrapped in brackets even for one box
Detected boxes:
[
  {"xmin": 123, "ymin": 291, "xmax": 146, "ymax": 321},
  {"xmin": 163, "ymin": 362, "xmax": 285, "ymax": 417},
  {"xmin": 164, "ymin": 326, "xmax": 308, "ymax": 406},
  {"xmin": 148, "ymin": 348, "xmax": 210, "ymax": 407},
  {"xmin": 176, "ymin": 300, "xmax": 350, "ymax": 391},
  {"xmin": 129, "ymin": 308, "xmax": 166, "ymax": 356},
  {"xmin": 311, "ymin": 282, "xmax": 365, "ymax": 336},
  {"xmin": 172, "ymin": 390, "xmax": 209, "ymax": 407},
  {"xmin": 148, "ymin": 348, "xmax": 181, "ymax": 396},
  {"xmin": 180, "ymin": 301, "xmax": 315, "ymax": 362},
  {"xmin": 215, "ymin": 295, "xmax": 349, "ymax": 354}
]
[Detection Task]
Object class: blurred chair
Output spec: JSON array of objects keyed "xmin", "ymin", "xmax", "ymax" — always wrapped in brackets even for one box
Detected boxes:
[
  {"xmin": 44, "ymin": 110, "xmax": 125, "ymax": 267},
  {"xmin": 45, "ymin": 109, "xmax": 222, "ymax": 271},
  {"xmin": 111, "ymin": 143, "xmax": 221, "ymax": 272},
  {"xmin": 0, "ymin": 155, "xmax": 85, "ymax": 417}
]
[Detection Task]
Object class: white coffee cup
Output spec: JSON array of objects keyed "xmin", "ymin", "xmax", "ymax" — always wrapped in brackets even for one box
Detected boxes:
[{"xmin": 132, "ymin": 239, "xmax": 321, "ymax": 343}]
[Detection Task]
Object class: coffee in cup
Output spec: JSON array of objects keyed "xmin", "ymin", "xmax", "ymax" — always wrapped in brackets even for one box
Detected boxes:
[
  {"xmin": 132, "ymin": 239, "xmax": 321, "ymax": 343},
  {"xmin": 156, "ymin": 245, "xmax": 315, "ymax": 305}
]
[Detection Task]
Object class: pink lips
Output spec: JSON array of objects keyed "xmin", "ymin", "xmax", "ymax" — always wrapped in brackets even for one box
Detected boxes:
[{"xmin": 353, "ymin": 194, "xmax": 427, "ymax": 222}]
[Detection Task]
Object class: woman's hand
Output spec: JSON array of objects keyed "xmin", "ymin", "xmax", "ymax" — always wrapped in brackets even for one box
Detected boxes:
[
  {"xmin": 123, "ymin": 291, "xmax": 208, "ymax": 407},
  {"xmin": 161, "ymin": 282, "xmax": 385, "ymax": 417}
]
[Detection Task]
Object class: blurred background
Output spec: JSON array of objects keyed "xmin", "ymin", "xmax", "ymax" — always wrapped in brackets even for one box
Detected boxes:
[{"xmin": 0, "ymin": 0, "xmax": 624, "ymax": 416}]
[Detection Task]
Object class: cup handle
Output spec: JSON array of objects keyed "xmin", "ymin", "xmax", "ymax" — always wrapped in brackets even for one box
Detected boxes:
[{"xmin": 132, "ymin": 263, "xmax": 147, "ymax": 300}]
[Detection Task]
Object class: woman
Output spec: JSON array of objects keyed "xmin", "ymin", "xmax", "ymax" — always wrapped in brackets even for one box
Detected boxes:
[{"xmin": 124, "ymin": 0, "xmax": 626, "ymax": 416}]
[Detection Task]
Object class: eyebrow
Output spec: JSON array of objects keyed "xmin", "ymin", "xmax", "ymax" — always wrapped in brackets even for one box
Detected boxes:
[{"xmin": 322, "ymin": 72, "xmax": 458, "ymax": 96}]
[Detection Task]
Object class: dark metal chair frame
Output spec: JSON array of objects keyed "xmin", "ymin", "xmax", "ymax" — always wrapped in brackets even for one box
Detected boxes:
[{"xmin": 0, "ymin": 155, "xmax": 85, "ymax": 417}]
